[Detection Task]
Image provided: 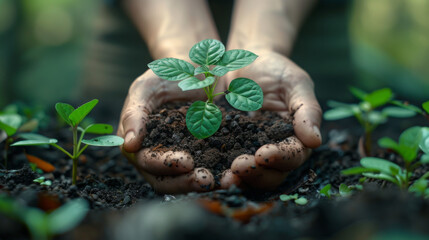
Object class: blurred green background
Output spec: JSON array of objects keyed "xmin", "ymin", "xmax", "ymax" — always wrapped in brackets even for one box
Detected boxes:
[{"xmin": 0, "ymin": 0, "xmax": 428, "ymax": 114}]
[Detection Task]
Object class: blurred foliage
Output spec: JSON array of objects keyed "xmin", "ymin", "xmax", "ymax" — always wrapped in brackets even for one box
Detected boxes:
[
  {"xmin": 350, "ymin": 0, "xmax": 429, "ymax": 100},
  {"xmin": 0, "ymin": 0, "xmax": 427, "ymax": 111}
]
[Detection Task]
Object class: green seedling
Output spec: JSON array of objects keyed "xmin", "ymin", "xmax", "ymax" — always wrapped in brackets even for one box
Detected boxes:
[
  {"xmin": 0, "ymin": 196, "xmax": 88, "ymax": 240},
  {"xmin": 148, "ymin": 39, "xmax": 263, "ymax": 139},
  {"xmin": 319, "ymin": 183, "xmax": 361, "ymax": 199},
  {"xmin": 320, "ymin": 184, "xmax": 332, "ymax": 198},
  {"xmin": 342, "ymin": 126, "xmax": 429, "ymax": 194},
  {"xmin": 33, "ymin": 176, "xmax": 52, "ymax": 186},
  {"xmin": 0, "ymin": 113, "xmax": 22, "ymax": 168},
  {"xmin": 279, "ymin": 194, "xmax": 308, "ymax": 205},
  {"xmin": 324, "ymin": 87, "xmax": 416, "ymax": 155},
  {"xmin": 11, "ymin": 99, "xmax": 124, "ymax": 185}
]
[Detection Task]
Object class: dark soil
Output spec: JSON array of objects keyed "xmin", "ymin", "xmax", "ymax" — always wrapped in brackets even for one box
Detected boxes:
[
  {"xmin": 141, "ymin": 101, "xmax": 294, "ymax": 180},
  {"xmin": 1, "ymin": 108, "xmax": 429, "ymax": 240}
]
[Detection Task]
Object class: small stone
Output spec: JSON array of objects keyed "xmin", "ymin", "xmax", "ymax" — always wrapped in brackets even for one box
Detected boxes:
[
  {"xmin": 221, "ymin": 127, "xmax": 230, "ymax": 134},
  {"xmin": 225, "ymin": 114, "xmax": 232, "ymax": 121},
  {"xmin": 230, "ymin": 121, "xmax": 239, "ymax": 129},
  {"xmin": 123, "ymin": 195, "xmax": 131, "ymax": 205},
  {"xmin": 234, "ymin": 115, "xmax": 241, "ymax": 120},
  {"xmin": 163, "ymin": 195, "xmax": 176, "ymax": 202}
]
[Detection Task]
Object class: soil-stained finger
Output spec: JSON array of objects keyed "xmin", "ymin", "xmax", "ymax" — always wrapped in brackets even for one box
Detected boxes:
[
  {"xmin": 141, "ymin": 167, "xmax": 214, "ymax": 194},
  {"xmin": 219, "ymin": 169, "xmax": 242, "ymax": 189},
  {"xmin": 255, "ymin": 136, "xmax": 311, "ymax": 171},
  {"xmin": 137, "ymin": 149, "xmax": 194, "ymax": 176},
  {"xmin": 231, "ymin": 154, "xmax": 263, "ymax": 177}
]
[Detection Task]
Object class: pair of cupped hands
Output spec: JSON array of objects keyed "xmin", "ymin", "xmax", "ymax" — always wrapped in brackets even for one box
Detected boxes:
[{"xmin": 117, "ymin": 50, "xmax": 322, "ymax": 194}]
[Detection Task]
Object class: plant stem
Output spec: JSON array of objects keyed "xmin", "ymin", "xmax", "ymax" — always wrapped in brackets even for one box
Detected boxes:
[
  {"xmin": 3, "ymin": 137, "xmax": 11, "ymax": 169},
  {"xmin": 364, "ymin": 130, "xmax": 372, "ymax": 156},
  {"xmin": 72, "ymin": 126, "xmax": 78, "ymax": 185}
]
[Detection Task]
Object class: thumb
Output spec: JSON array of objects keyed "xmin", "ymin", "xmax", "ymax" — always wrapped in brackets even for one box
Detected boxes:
[
  {"xmin": 118, "ymin": 99, "xmax": 152, "ymax": 153},
  {"xmin": 288, "ymin": 77, "xmax": 322, "ymax": 148}
]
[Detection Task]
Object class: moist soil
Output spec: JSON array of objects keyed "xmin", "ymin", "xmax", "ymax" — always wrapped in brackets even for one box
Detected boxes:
[
  {"xmin": 141, "ymin": 101, "xmax": 294, "ymax": 183},
  {"xmin": 1, "ymin": 106, "xmax": 429, "ymax": 240}
]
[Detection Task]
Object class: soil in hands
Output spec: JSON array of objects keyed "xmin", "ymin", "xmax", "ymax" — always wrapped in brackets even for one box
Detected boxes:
[{"xmin": 141, "ymin": 100, "xmax": 294, "ymax": 184}]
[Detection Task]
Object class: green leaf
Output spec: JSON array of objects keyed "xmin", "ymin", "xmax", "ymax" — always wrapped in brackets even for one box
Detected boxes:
[
  {"xmin": 320, "ymin": 184, "xmax": 332, "ymax": 198},
  {"xmin": 341, "ymin": 167, "xmax": 376, "ymax": 175},
  {"xmin": 339, "ymin": 184, "xmax": 352, "ymax": 197},
  {"xmin": 148, "ymin": 58, "xmax": 195, "ymax": 81},
  {"xmin": 362, "ymin": 172, "xmax": 400, "ymax": 186},
  {"xmin": 55, "ymin": 103, "xmax": 75, "ymax": 126},
  {"xmin": 360, "ymin": 157, "xmax": 402, "ymax": 176},
  {"xmin": 81, "ymin": 135, "xmax": 124, "ymax": 147},
  {"xmin": 68, "ymin": 99, "xmax": 98, "ymax": 127},
  {"xmin": 323, "ymin": 107, "xmax": 355, "ymax": 120},
  {"xmin": 364, "ymin": 88, "xmax": 393, "ymax": 109},
  {"xmin": 279, "ymin": 194, "xmax": 298, "ymax": 201},
  {"xmin": 226, "ymin": 78, "xmax": 263, "ymax": 111},
  {"xmin": 186, "ymin": 101, "xmax": 222, "ymax": 139},
  {"xmin": 194, "ymin": 65, "xmax": 209, "ymax": 75},
  {"xmin": 382, "ymin": 107, "xmax": 416, "ymax": 118},
  {"xmin": 189, "ymin": 39, "xmax": 225, "ymax": 65},
  {"xmin": 421, "ymin": 154, "xmax": 429, "ymax": 164},
  {"xmin": 398, "ymin": 126, "xmax": 422, "ymax": 162},
  {"xmin": 367, "ymin": 111, "xmax": 387, "ymax": 125},
  {"xmin": 378, "ymin": 137, "xmax": 399, "ymax": 151},
  {"xmin": 326, "ymin": 100, "xmax": 353, "ymax": 108},
  {"xmin": 178, "ymin": 76, "xmax": 215, "ymax": 91},
  {"xmin": 210, "ymin": 66, "xmax": 229, "ymax": 76},
  {"xmin": 48, "ymin": 199, "xmax": 88, "ymax": 234},
  {"xmin": 423, "ymin": 101, "xmax": 429, "ymax": 114},
  {"xmin": 294, "ymin": 197, "xmax": 308, "ymax": 205},
  {"xmin": 349, "ymin": 86, "xmax": 367, "ymax": 100},
  {"xmin": 0, "ymin": 114, "xmax": 22, "ymax": 136},
  {"xmin": 17, "ymin": 133, "xmax": 52, "ymax": 149},
  {"xmin": 409, "ymin": 178, "xmax": 428, "ymax": 196},
  {"xmin": 218, "ymin": 49, "xmax": 257, "ymax": 70},
  {"xmin": 11, "ymin": 139, "xmax": 58, "ymax": 146},
  {"xmin": 420, "ymin": 136, "xmax": 429, "ymax": 154},
  {"xmin": 390, "ymin": 100, "xmax": 423, "ymax": 114},
  {"xmin": 84, "ymin": 124, "xmax": 113, "ymax": 134}
]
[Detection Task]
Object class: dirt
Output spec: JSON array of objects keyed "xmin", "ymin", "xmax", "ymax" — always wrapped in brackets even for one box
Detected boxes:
[
  {"xmin": 141, "ymin": 100, "xmax": 294, "ymax": 182},
  {"xmin": 1, "ymin": 107, "xmax": 429, "ymax": 240}
]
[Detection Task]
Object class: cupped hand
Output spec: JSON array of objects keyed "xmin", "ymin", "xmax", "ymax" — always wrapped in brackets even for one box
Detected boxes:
[
  {"xmin": 118, "ymin": 70, "xmax": 217, "ymax": 194},
  {"xmin": 219, "ymin": 50, "xmax": 322, "ymax": 190}
]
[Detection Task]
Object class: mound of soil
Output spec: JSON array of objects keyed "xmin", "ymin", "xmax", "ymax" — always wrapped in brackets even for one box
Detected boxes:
[{"xmin": 141, "ymin": 100, "xmax": 294, "ymax": 181}]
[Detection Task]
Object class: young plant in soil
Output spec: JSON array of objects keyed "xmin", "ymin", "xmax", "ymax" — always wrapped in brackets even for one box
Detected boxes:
[
  {"xmin": 0, "ymin": 196, "xmax": 88, "ymax": 240},
  {"xmin": 0, "ymin": 113, "xmax": 22, "ymax": 168},
  {"xmin": 148, "ymin": 39, "xmax": 263, "ymax": 139},
  {"xmin": 324, "ymin": 87, "xmax": 415, "ymax": 155},
  {"xmin": 342, "ymin": 126, "xmax": 429, "ymax": 196},
  {"xmin": 11, "ymin": 99, "xmax": 124, "ymax": 185}
]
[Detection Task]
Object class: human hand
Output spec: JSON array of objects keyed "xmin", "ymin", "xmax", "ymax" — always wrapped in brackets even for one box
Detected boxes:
[
  {"xmin": 219, "ymin": 50, "xmax": 322, "ymax": 190},
  {"xmin": 118, "ymin": 70, "xmax": 216, "ymax": 194}
]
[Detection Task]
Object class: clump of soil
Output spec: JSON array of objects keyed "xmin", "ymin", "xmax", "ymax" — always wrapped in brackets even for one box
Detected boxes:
[{"xmin": 141, "ymin": 100, "xmax": 294, "ymax": 181}]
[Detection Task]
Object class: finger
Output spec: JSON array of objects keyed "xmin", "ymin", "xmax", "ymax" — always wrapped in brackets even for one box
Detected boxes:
[
  {"xmin": 141, "ymin": 168, "xmax": 214, "ymax": 194},
  {"xmin": 231, "ymin": 154, "xmax": 288, "ymax": 190},
  {"xmin": 118, "ymin": 95, "xmax": 152, "ymax": 153},
  {"xmin": 288, "ymin": 75, "xmax": 322, "ymax": 148},
  {"xmin": 219, "ymin": 169, "xmax": 242, "ymax": 189},
  {"xmin": 137, "ymin": 149, "xmax": 194, "ymax": 175},
  {"xmin": 255, "ymin": 136, "xmax": 311, "ymax": 171}
]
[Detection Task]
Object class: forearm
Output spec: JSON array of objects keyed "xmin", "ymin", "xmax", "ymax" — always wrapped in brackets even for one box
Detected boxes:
[
  {"xmin": 122, "ymin": 0, "xmax": 219, "ymax": 59},
  {"xmin": 227, "ymin": 0, "xmax": 316, "ymax": 56}
]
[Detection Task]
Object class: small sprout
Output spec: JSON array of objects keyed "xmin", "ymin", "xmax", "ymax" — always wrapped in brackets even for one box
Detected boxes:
[
  {"xmin": 320, "ymin": 184, "xmax": 332, "ymax": 199},
  {"xmin": 11, "ymin": 99, "xmax": 124, "ymax": 185},
  {"xmin": 33, "ymin": 176, "xmax": 52, "ymax": 186},
  {"xmin": 342, "ymin": 126, "xmax": 429, "ymax": 193},
  {"xmin": 279, "ymin": 193, "xmax": 308, "ymax": 205},
  {"xmin": 339, "ymin": 183, "xmax": 353, "ymax": 197},
  {"xmin": 148, "ymin": 39, "xmax": 263, "ymax": 139},
  {"xmin": 324, "ymin": 87, "xmax": 416, "ymax": 155}
]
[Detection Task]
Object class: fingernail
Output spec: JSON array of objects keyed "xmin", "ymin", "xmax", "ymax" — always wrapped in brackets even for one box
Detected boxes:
[
  {"xmin": 125, "ymin": 131, "xmax": 135, "ymax": 143},
  {"xmin": 313, "ymin": 125, "xmax": 321, "ymax": 141}
]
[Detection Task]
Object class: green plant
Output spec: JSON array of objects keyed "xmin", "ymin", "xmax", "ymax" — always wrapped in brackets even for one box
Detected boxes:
[
  {"xmin": 148, "ymin": 39, "xmax": 263, "ymax": 139},
  {"xmin": 279, "ymin": 194, "xmax": 308, "ymax": 205},
  {"xmin": 11, "ymin": 99, "xmax": 124, "ymax": 185},
  {"xmin": 319, "ymin": 183, "xmax": 361, "ymax": 199},
  {"xmin": 324, "ymin": 87, "xmax": 416, "ymax": 155},
  {"xmin": 0, "ymin": 113, "xmax": 22, "ymax": 168},
  {"xmin": 0, "ymin": 196, "xmax": 88, "ymax": 240},
  {"xmin": 392, "ymin": 100, "xmax": 429, "ymax": 122},
  {"xmin": 33, "ymin": 176, "xmax": 52, "ymax": 186},
  {"xmin": 342, "ymin": 126, "xmax": 429, "ymax": 195}
]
